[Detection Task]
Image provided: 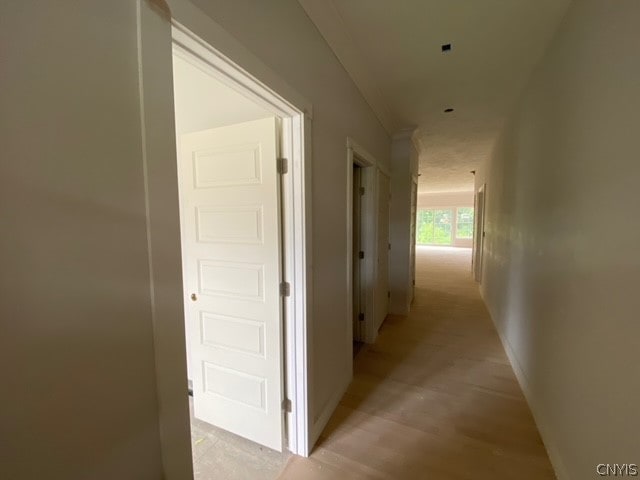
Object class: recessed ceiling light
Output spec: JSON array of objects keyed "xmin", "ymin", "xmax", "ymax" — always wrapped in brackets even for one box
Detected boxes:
[
  {"xmin": 441, "ymin": 43, "xmax": 452, "ymax": 53},
  {"xmin": 444, "ymin": 108, "xmax": 454, "ymax": 113}
]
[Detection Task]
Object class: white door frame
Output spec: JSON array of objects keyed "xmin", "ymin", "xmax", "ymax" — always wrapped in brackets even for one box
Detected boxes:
[
  {"xmin": 351, "ymin": 164, "xmax": 365, "ymax": 343},
  {"xmin": 473, "ymin": 183, "xmax": 486, "ymax": 282},
  {"xmin": 171, "ymin": 23, "xmax": 311, "ymax": 456},
  {"xmin": 346, "ymin": 138, "xmax": 389, "ymax": 346}
]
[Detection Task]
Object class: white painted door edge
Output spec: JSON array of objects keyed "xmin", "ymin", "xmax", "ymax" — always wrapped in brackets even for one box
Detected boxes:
[{"xmin": 171, "ymin": 22, "xmax": 312, "ymax": 457}]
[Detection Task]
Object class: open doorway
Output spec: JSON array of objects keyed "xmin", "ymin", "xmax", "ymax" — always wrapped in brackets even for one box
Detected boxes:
[
  {"xmin": 473, "ymin": 184, "xmax": 486, "ymax": 282},
  {"xmin": 170, "ymin": 25, "xmax": 310, "ymax": 479},
  {"xmin": 346, "ymin": 140, "xmax": 390, "ymax": 352},
  {"xmin": 352, "ymin": 164, "xmax": 365, "ymax": 356},
  {"xmin": 173, "ymin": 49, "xmax": 289, "ymax": 478}
]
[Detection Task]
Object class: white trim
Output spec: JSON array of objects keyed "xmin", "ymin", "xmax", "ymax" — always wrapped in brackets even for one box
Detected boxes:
[
  {"xmin": 279, "ymin": 113, "xmax": 312, "ymax": 456},
  {"xmin": 168, "ymin": 23, "xmax": 312, "ymax": 457},
  {"xmin": 473, "ymin": 184, "xmax": 486, "ymax": 282},
  {"xmin": 346, "ymin": 139, "xmax": 385, "ymax": 345},
  {"xmin": 347, "ymin": 137, "xmax": 390, "ymax": 177}
]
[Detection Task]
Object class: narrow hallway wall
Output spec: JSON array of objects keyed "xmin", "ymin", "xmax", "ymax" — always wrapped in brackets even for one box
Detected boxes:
[
  {"xmin": 389, "ymin": 133, "xmax": 419, "ymax": 315},
  {"xmin": 475, "ymin": 1, "xmax": 640, "ymax": 478}
]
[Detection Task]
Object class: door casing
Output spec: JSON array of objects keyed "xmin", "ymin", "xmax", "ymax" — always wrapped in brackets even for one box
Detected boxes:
[
  {"xmin": 170, "ymin": 24, "xmax": 311, "ymax": 456},
  {"xmin": 137, "ymin": 5, "xmax": 313, "ymax": 477},
  {"xmin": 473, "ymin": 184, "xmax": 486, "ymax": 282},
  {"xmin": 140, "ymin": 20, "xmax": 312, "ymax": 474},
  {"xmin": 346, "ymin": 139, "xmax": 390, "ymax": 347}
]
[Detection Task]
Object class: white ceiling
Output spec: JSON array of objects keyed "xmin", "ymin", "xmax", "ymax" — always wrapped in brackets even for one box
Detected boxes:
[
  {"xmin": 172, "ymin": 54, "xmax": 272, "ymax": 136},
  {"xmin": 299, "ymin": 0, "xmax": 571, "ymax": 193}
]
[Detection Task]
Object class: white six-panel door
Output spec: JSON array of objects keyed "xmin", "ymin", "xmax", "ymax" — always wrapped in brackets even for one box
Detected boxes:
[{"xmin": 179, "ymin": 117, "xmax": 284, "ymax": 451}]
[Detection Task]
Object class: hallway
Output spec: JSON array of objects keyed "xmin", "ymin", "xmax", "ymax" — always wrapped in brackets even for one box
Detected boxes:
[{"xmin": 279, "ymin": 246, "xmax": 554, "ymax": 479}]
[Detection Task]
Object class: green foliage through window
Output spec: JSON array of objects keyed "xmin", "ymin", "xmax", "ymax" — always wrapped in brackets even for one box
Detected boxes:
[
  {"xmin": 416, "ymin": 206, "xmax": 474, "ymax": 245},
  {"xmin": 416, "ymin": 209, "xmax": 453, "ymax": 245},
  {"xmin": 456, "ymin": 207, "xmax": 474, "ymax": 239}
]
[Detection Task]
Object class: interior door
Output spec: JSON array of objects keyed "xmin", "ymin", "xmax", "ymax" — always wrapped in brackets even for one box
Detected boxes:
[
  {"xmin": 374, "ymin": 171, "xmax": 390, "ymax": 333},
  {"xmin": 179, "ymin": 117, "xmax": 284, "ymax": 451}
]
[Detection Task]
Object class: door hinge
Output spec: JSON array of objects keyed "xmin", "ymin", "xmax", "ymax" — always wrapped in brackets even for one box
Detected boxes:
[
  {"xmin": 358, "ymin": 251, "xmax": 364, "ymax": 259},
  {"xmin": 282, "ymin": 398, "xmax": 292, "ymax": 413},
  {"xmin": 358, "ymin": 313, "xmax": 365, "ymax": 321},
  {"xmin": 388, "ymin": 243, "xmax": 391, "ymax": 250},
  {"xmin": 277, "ymin": 157, "xmax": 288, "ymax": 174},
  {"xmin": 387, "ymin": 291, "xmax": 391, "ymax": 299},
  {"xmin": 360, "ymin": 186, "xmax": 365, "ymax": 196},
  {"xmin": 280, "ymin": 281, "xmax": 291, "ymax": 297}
]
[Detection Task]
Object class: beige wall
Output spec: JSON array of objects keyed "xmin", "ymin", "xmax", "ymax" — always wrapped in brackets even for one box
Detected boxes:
[
  {"xmin": 0, "ymin": 2, "xmax": 165, "ymax": 479},
  {"xmin": 417, "ymin": 191, "xmax": 473, "ymax": 208},
  {"xmin": 475, "ymin": 1, "xmax": 640, "ymax": 478},
  {"xmin": 389, "ymin": 134, "xmax": 419, "ymax": 315}
]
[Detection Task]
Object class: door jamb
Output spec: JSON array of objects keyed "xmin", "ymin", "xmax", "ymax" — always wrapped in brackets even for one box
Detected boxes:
[
  {"xmin": 473, "ymin": 183, "xmax": 486, "ymax": 282},
  {"xmin": 346, "ymin": 138, "xmax": 387, "ymax": 347},
  {"xmin": 170, "ymin": 23, "xmax": 312, "ymax": 457}
]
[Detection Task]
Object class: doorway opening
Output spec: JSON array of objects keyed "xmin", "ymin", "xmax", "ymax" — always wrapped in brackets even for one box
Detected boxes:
[
  {"xmin": 346, "ymin": 139, "xmax": 390, "ymax": 352},
  {"xmin": 352, "ymin": 164, "xmax": 365, "ymax": 357},
  {"xmin": 169, "ymin": 24, "xmax": 310, "ymax": 478},
  {"xmin": 473, "ymin": 184, "xmax": 486, "ymax": 282}
]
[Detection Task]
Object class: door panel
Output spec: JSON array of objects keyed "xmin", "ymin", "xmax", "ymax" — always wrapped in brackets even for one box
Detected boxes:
[{"xmin": 179, "ymin": 117, "xmax": 283, "ymax": 451}]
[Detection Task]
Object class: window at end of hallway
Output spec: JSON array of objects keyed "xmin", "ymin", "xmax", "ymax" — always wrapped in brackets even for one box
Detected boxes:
[
  {"xmin": 456, "ymin": 207, "xmax": 474, "ymax": 239},
  {"xmin": 416, "ymin": 206, "xmax": 474, "ymax": 246},
  {"xmin": 416, "ymin": 209, "xmax": 453, "ymax": 245}
]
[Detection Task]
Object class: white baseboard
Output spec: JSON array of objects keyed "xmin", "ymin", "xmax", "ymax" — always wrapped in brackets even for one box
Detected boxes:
[
  {"xmin": 482, "ymin": 295, "xmax": 571, "ymax": 480},
  {"xmin": 309, "ymin": 372, "xmax": 351, "ymax": 450}
]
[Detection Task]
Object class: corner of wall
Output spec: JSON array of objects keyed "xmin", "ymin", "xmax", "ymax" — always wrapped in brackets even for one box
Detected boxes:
[{"xmin": 310, "ymin": 368, "xmax": 351, "ymax": 450}]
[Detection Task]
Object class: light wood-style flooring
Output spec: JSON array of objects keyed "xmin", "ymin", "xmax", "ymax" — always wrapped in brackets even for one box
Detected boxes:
[{"xmin": 278, "ymin": 246, "xmax": 555, "ymax": 480}]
